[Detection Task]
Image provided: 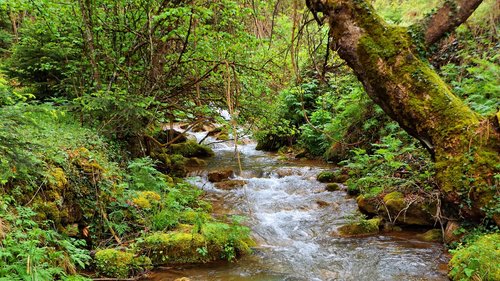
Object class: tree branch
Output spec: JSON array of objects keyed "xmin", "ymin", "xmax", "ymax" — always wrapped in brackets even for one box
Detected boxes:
[{"xmin": 421, "ymin": 0, "xmax": 484, "ymax": 46}]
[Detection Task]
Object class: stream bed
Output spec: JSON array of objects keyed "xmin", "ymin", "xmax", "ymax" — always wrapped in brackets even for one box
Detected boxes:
[{"xmin": 148, "ymin": 134, "xmax": 450, "ymax": 281}]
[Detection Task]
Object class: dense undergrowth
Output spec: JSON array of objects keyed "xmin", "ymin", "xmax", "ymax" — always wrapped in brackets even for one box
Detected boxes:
[{"xmin": 0, "ymin": 83, "xmax": 252, "ymax": 279}]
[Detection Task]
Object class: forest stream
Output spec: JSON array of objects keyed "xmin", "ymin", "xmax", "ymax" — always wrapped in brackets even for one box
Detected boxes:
[{"xmin": 147, "ymin": 131, "xmax": 450, "ymax": 281}]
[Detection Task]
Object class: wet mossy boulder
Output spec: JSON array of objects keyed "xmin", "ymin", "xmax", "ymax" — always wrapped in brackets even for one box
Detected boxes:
[
  {"xmin": 170, "ymin": 140, "xmax": 214, "ymax": 158},
  {"xmin": 137, "ymin": 232, "xmax": 208, "ymax": 264},
  {"xmin": 185, "ymin": 157, "xmax": 207, "ymax": 167},
  {"xmin": 208, "ymin": 169, "xmax": 234, "ymax": 182},
  {"xmin": 382, "ymin": 192, "xmax": 436, "ymax": 226},
  {"xmin": 449, "ymin": 233, "xmax": 500, "ymax": 281},
  {"xmin": 326, "ymin": 183, "xmax": 341, "ymax": 192},
  {"xmin": 95, "ymin": 249, "xmax": 152, "ymax": 278},
  {"xmin": 152, "ymin": 153, "xmax": 188, "ymax": 177},
  {"xmin": 338, "ymin": 217, "xmax": 381, "ymax": 236},
  {"xmin": 317, "ymin": 170, "xmax": 348, "ymax": 183},
  {"xmin": 317, "ymin": 171, "xmax": 335, "ymax": 183},
  {"xmin": 416, "ymin": 229, "xmax": 442, "ymax": 242}
]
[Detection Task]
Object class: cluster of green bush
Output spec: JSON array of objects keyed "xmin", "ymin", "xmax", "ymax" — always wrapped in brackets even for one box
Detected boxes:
[{"xmin": 0, "ymin": 83, "xmax": 252, "ymax": 279}]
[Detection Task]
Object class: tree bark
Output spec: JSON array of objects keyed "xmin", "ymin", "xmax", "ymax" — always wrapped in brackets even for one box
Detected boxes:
[
  {"xmin": 308, "ymin": 0, "xmax": 499, "ymax": 222},
  {"xmin": 421, "ymin": 0, "xmax": 484, "ymax": 46}
]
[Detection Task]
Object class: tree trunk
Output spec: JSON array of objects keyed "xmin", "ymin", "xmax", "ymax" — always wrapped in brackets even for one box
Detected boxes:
[{"xmin": 309, "ymin": 0, "xmax": 499, "ymax": 222}]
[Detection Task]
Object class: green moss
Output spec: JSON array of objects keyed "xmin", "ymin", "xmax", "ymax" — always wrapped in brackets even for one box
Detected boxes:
[
  {"xmin": 317, "ymin": 171, "xmax": 335, "ymax": 183},
  {"xmin": 95, "ymin": 249, "xmax": 152, "ymax": 279},
  {"xmin": 326, "ymin": 183, "xmax": 341, "ymax": 192},
  {"xmin": 383, "ymin": 191, "xmax": 405, "ymax": 210},
  {"xmin": 338, "ymin": 217, "xmax": 381, "ymax": 236},
  {"xmin": 416, "ymin": 229, "xmax": 442, "ymax": 242},
  {"xmin": 449, "ymin": 234, "xmax": 500, "ymax": 281},
  {"xmin": 170, "ymin": 140, "xmax": 214, "ymax": 158},
  {"xmin": 136, "ymin": 231, "xmax": 209, "ymax": 264}
]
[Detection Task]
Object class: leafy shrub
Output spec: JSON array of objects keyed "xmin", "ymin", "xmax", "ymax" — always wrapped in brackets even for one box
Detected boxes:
[{"xmin": 449, "ymin": 233, "xmax": 500, "ymax": 281}]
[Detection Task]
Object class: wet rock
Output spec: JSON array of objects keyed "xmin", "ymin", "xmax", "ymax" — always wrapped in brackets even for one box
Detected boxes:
[
  {"xmin": 326, "ymin": 183, "xmax": 341, "ymax": 192},
  {"xmin": 337, "ymin": 217, "xmax": 381, "ymax": 236},
  {"xmin": 317, "ymin": 170, "xmax": 348, "ymax": 183},
  {"xmin": 208, "ymin": 169, "xmax": 234, "ymax": 182},
  {"xmin": 416, "ymin": 229, "xmax": 443, "ymax": 242},
  {"xmin": 214, "ymin": 180, "xmax": 248, "ymax": 190},
  {"xmin": 382, "ymin": 192, "xmax": 436, "ymax": 226},
  {"xmin": 185, "ymin": 157, "xmax": 207, "ymax": 167},
  {"xmin": 316, "ymin": 200, "xmax": 330, "ymax": 208},
  {"xmin": 275, "ymin": 168, "xmax": 295, "ymax": 178},
  {"xmin": 170, "ymin": 140, "xmax": 214, "ymax": 158},
  {"xmin": 444, "ymin": 221, "xmax": 462, "ymax": 244},
  {"xmin": 174, "ymin": 278, "xmax": 191, "ymax": 281},
  {"xmin": 357, "ymin": 195, "xmax": 379, "ymax": 215},
  {"xmin": 317, "ymin": 171, "xmax": 336, "ymax": 183}
]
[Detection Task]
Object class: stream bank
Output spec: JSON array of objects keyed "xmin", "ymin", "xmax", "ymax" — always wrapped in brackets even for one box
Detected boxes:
[{"xmin": 146, "ymin": 131, "xmax": 450, "ymax": 281}]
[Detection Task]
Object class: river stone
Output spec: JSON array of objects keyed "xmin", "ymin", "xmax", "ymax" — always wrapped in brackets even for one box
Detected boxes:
[
  {"xmin": 337, "ymin": 217, "xmax": 381, "ymax": 236},
  {"xmin": 326, "ymin": 183, "xmax": 341, "ymax": 192},
  {"xmin": 214, "ymin": 180, "xmax": 248, "ymax": 190},
  {"xmin": 208, "ymin": 169, "xmax": 234, "ymax": 182}
]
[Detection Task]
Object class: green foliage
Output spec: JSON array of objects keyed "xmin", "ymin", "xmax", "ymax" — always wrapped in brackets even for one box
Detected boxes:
[
  {"xmin": 441, "ymin": 57, "xmax": 499, "ymax": 116},
  {"xmin": 0, "ymin": 204, "xmax": 91, "ymax": 280},
  {"xmin": 449, "ymin": 233, "xmax": 500, "ymax": 281},
  {"xmin": 340, "ymin": 132, "xmax": 436, "ymax": 196}
]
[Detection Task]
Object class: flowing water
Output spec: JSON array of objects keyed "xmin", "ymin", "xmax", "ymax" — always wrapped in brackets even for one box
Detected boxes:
[{"xmin": 148, "ymin": 132, "xmax": 449, "ymax": 281}]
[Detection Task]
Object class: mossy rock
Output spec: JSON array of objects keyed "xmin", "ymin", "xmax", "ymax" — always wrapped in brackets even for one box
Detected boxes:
[
  {"xmin": 326, "ymin": 183, "xmax": 341, "ymax": 192},
  {"xmin": 317, "ymin": 171, "xmax": 335, "ymax": 183},
  {"xmin": 136, "ymin": 231, "xmax": 209, "ymax": 265},
  {"xmin": 381, "ymin": 192, "xmax": 436, "ymax": 226},
  {"xmin": 449, "ymin": 233, "xmax": 500, "ymax": 281},
  {"xmin": 416, "ymin": 229, "xmax": 442, "ymax": 242},
  {"xmin": 357, "ymin": 195, "xmax": 379, "ymax": 215},
  {"xmin": 185, "ymin": 157, "xmax": 207, "ymax": 167},
  {"xmin": 95, "ymin": 249, "xmax": 152, "ymax": 278},
  {"xmin": 383, "ymin": 192, "xmax": 405, "ymax": 211},
  {"xmin": 338, "ymin": 218, "xmax": 381, "ymax": 236},
  {"xmin": 170, "ymin": 140, "xmax": 214, "ymax": 158},
  {"xmin": 137, "ymin": 223, "xmax": 253, "ymax": 265},
  {"xmin": 152, "ymin": 153, "xmax": 188, "ymax": 177}
]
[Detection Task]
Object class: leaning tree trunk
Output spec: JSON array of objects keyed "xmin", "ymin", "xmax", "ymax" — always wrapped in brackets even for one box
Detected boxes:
[{"xmin": 308, "ymin": 0, "xmax": 499, "ymax": 222}]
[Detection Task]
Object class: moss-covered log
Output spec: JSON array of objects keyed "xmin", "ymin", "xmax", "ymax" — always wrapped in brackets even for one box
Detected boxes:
[{"xmin": 308, "ymin": 0, "xmax": 499, "ymax": 222}]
